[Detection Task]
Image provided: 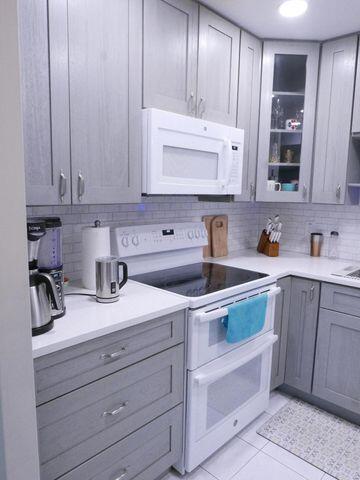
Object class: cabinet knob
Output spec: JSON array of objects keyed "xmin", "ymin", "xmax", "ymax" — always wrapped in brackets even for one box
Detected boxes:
[
  {"xmin": 310, "ymin": 285, "xmax": 315, "ymax": 301},
  {"xmin": 336, "ymin": 184, "xmax": 341, "ymax": 199},
  {"xmin": 188, "ymin": 91, "xmax": 195, "ymax": 115},
  {"xmin": 59, "ymin": 170, "xmax": 67, "ymax": 202},
  {"xmin": 113, "ymin": 468, "xmax": 128, "ymax": 480},
  {"xmin": 250, "ymin": 183, "xmax": 256, "ymax": 200},
  {"xmin": 78, "ymin": 172, "xmax": 85, "ymax": 201},
  {"xmin": 302, "ymin": 184, "xmax": 307, "ymax": 199},
  {"xmin": 102, "ymin": 402, "xmax": 128, "ymax": 417}
]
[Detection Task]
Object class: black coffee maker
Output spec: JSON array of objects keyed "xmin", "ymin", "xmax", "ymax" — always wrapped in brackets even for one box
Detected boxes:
[{"xmin": 27, "ymin": 219, "xmax": 61, "ymax": 336}]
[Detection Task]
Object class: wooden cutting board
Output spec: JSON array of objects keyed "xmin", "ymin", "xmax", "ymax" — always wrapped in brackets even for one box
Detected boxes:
[
  {"xmin": 211, "ymin": 215, "xmax": 228, "ymax": 257},
  {"xmin": 202, "ymin": 215, "xmax": 216, "ymax": 257}
]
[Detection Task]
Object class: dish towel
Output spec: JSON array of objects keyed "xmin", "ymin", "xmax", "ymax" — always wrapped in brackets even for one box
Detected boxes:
[{"xmin": 222, "ymin": 293, "xmax": 268, "ymax": 343}]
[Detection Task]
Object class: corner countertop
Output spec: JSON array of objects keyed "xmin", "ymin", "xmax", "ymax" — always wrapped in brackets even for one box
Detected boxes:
[
  {"xmin": 210, "ymin": 249, "xmax": 360, "ymax": 288},
  {"xmin": 32, "ymin": 280, "xmax": 189, "ymax": 359}
]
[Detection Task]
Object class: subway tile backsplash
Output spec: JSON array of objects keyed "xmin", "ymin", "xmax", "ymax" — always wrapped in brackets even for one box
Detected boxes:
[
  {"xmin": 27, "ymin": 198, "xmax": 360, "ymax": 280},
  {"xmin": 27, "ymin": 197, "xmax": 259, "ymax": 280}
]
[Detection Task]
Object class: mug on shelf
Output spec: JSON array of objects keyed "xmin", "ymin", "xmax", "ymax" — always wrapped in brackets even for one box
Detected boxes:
[
  {"xmin": 281, "ymin": 183, "xmax": 296, "ymax": 191},
  {"xmin": 267, "ymin": 180, "xmax": 281, "ymax": 192}
]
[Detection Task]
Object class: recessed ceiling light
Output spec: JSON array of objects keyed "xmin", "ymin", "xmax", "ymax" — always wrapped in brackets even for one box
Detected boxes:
[{"xmin": 279, "ymin": 0, "xmax": 308, "ymax": 18}]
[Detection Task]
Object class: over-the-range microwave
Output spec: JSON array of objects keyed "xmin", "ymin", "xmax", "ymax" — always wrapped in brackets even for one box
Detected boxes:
[{"xmin": 142, "ymin": 108, "xmax": 244, "ymax": 195}]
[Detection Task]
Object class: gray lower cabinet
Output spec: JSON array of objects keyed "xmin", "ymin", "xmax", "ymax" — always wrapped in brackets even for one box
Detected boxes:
[
  {"xmin": 35, "ymin": 310, "xmax": 186, "ymax": 480},
  {"xmin": 235, "ymin": 31, "xmax": 262, "ymax": 202},
  {"xmin": 68, "ymin": 0, "xmax": 142, "ymax": 204},
  {"xmin": 284, "ymin": 278, "xmax": 320, "ymax": 393},
  {"xmin": 271, "ymin": 277, "xmax": 291, "ymax": 391},
  {"xmin": 18, "ymin": 0, "xmax": 71, "ymax": 205},
  {"xmin": 312, "ymin": 35, "xmax": 358, "ymax": 204},
  {"xmin": 143, "ymin": 0, "xmax": 199, "ymax": 116},
  {"xmin": 197, "ymin": 6, "xmax": 240, "ymax": 126},
  {"xmin": 313, "ymin": 308, "xmax": 360, "ymax": 414}
]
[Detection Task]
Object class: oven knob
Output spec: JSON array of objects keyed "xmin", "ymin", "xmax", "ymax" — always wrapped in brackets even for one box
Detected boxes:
[
  {"xmin": 187, "ymin": 230, "xmax": 194, "ymax": 239},
  {"xmin": 121, "ymin": 236, "xmax": 129, "ymax": 248},
  {"xmin": 201, "ymin": 229, "xmax": 206, "ymax": 238},
  {"xmin": 195, "ymin": 229, "xmax": 200, "ymax": 239},
  {"xmin": 132, "ymin": 235, "xmax": 139, "ymax": 247}
]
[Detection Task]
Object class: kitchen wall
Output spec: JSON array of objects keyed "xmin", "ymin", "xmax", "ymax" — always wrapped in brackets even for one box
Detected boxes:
[
  {"xmin": 258, "ymin": 203, "xmax": 360, "ymax": 262},
  {"xmin": 27, "ymin": 197, "xmax": 259, "ymax": 280},
  {"xmin": 27, "ymin": 199, "xmax": 360, "ymax": 280}
]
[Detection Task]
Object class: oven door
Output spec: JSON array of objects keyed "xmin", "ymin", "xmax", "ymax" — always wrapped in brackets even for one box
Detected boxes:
[
  {"xmin": 142, "ymin": 108, "xmax": 244, "ymax": 195},
  {"xmin": 185, "ymin": 333, "xmax": 277, "ymax": 472},
  {"xmin": 187, "ymin": 284, "xmax": 280, "ymax": 370}
]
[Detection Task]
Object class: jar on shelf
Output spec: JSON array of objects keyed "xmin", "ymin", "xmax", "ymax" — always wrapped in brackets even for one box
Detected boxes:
[{"xmin": 328, "ymin": 231, "xmax": 339, "ymax": 259}]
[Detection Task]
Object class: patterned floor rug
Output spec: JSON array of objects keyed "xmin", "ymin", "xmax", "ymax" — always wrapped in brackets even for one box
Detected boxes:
[{"xmin": 257, "ymin": 398, "xmax": 360, "ymax": 480}]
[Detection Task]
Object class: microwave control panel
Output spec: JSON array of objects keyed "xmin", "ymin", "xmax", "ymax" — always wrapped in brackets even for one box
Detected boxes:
[
  {"xmin": 112, "ymin": 222, "xmax": 208, "ymax": 257},
  {"xmin": 229, "ymin": 145, "xmax": 242, "ymax": 186}
]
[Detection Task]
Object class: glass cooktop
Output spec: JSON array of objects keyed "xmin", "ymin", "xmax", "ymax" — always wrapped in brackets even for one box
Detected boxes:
[{"xmin": 131, "ymin": 262, "xmax": 268, "ymax": 297}]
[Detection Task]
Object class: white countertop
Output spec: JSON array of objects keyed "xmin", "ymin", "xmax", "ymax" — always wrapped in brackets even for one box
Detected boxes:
[
  {"xmin": 32, "ymin": 280, "xmax": 189, "ymax": 359},
  {"xmin": 211, "ymin": 249, "xmax": 360, "ymax": 288}
]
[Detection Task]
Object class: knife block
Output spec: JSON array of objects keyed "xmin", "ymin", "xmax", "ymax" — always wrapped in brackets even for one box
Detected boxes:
[{"xmin": 257, "ymin": 230, "xmax": 279, "ymax": 257}]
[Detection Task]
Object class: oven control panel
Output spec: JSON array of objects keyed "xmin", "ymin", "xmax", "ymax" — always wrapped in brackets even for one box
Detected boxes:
[{"xmin": 111, "ymin": 222, "xmax": 208, "ymax": 257}]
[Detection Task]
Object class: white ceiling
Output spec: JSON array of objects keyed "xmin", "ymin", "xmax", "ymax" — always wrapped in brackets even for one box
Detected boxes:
[{"xmin": 200, "ymin": 0, "xmax": 360, "ymax": 41}]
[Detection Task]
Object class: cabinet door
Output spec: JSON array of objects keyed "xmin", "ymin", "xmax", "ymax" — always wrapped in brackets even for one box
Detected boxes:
[
  {"xmin": 18, "ymin": 0, "xmax": 71, "ymax": 205},
  {"xmin": 271, "ymin": 277, "xmax": 291, "ymax": 391},
  {"xmin": 197, "ymin": 6, "xmax": 240, "ymax": 126},
  {"xmin": 352, "ymin": 36, "xmax": 360, "ymax": 135},
  {"xmin": 256, "ymin": 42, "xmax": 319, "ymax": 203},
  {"xmin": 68, "ymin": 0, "xmax": 142, "ymax": 204},
  {"xmin": 143, "ymin": 0, "xmax": 198, "ymax": 116},
  {"xmin": 285, "ymin": 278, "xmax": 320, "ymax": 393},
  {"xmin": 313, "ymin": 309, "xmax": 360, "ymax": 414},
  {"xmin": 312, "ymin": 36, "xmax": 357, "ymax": 204},
  {"xmin": 235, "ymin": 31, "xmax": 262, "ymax": 202}
]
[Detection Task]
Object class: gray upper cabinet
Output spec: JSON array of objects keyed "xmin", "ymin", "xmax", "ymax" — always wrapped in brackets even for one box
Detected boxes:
[
  {"xmin": 352, "ymin": 36, "xmax": 360, "ymax": 135},
  {"xmin": 271, "ymin": 277, "xmax": 291, "ymax": 391},
  {"xmin": 19, "ymin": 0, "xmax": 71, "ymax": 205},
  {"xmin": 256, "ymin": 42, "xmax": 319, "ymax": 203},
  {"xmin": 197, "ymin": 6, "xmax": 240, "ymax": 126},
  {"xmin": 235, "ymin": 31, "xmax": 262, "ymax": 202},
  {"xmin": 312, "ymin": 36, "xmax": 358, "ymax": 204},
  {"xmin": 143, "ymin": 0, "xmax": 199, "ymax": 116},
  {"xmin": 68, "ymin": 0, "xmax": 142, "ymax": 204},
  {"xmin": 313, "ymin": 308, "xmax": 360, "ymax": 414},
  {"xmin": 285, "ymin": 278, "xmax": 320, "ymax": 393}
]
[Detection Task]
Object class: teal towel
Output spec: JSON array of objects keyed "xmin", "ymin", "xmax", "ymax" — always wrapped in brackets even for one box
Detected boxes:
[{"xmin": 222, "ymin": 293, "xmax": 268, "ymax": 344}]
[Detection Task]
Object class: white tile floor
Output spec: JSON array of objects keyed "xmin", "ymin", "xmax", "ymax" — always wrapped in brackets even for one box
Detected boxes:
[{"xmin": 163, "ymin": 391, "xmax": 338, "ymax": 480}]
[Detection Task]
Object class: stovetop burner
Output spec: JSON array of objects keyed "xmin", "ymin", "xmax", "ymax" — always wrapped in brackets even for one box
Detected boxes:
[{"xmin": 131, "ymin": 262, "xmax": 269, "ymax": 297}]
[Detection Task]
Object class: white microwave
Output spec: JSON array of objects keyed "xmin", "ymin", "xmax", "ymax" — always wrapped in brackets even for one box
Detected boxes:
[{"xmin": 142, "ymin": 108, "xmax": 244, "ymax": 195}]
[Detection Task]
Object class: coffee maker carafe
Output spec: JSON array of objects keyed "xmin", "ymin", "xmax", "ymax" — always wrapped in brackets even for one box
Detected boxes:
[{"xmin": 27, "ymin": 219, "xmax": 61, "ymax": 336}]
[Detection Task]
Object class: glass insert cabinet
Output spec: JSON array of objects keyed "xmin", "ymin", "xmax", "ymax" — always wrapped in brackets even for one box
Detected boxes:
[{"xmin": 256, "ymin": 42, "xmax": 320, "ymax": 202}]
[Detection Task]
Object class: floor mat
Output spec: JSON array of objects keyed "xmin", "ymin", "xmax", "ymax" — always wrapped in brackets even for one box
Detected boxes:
[{"xmin": 257, "ymin": 398, "xmax": 360, "ymax": 480}]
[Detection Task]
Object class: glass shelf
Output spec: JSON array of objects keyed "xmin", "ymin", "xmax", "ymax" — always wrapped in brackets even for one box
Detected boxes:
[
  {"xmin": 268, "ymin": 162, "xmax": 301, "ymax": 167},
  {"xmin": 270, "ymin": 129, "xmax": 302, "ymax": 133},
  {"xmin": 272, "ymin": 91, "xmax": 305, "ymax": 96}
]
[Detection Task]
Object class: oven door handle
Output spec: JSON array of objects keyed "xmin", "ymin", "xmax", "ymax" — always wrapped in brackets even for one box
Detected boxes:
[
  {"xmin": 195, "ymin": 286, "xmax": 281, "ymax": 324},
  {"xmin": 193, "ymin": 334, "xmax": 278, "ymax": 386}
]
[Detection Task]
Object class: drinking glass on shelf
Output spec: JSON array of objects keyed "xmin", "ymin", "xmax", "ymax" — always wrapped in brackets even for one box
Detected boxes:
[{"xmin": 269, "ymin": 142, "xmax": 280, "ymax": 163}]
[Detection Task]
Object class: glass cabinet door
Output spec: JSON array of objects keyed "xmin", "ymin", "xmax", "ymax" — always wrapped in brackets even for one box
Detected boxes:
[{"xmin": 256, "ymin": 42, "xmax": 320, "ymax": 202}]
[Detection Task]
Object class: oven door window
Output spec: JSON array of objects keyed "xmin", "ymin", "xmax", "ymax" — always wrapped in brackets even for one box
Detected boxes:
[{"xmin": 206, "ymin": 355, "xmax": 262, "ymax": 429}]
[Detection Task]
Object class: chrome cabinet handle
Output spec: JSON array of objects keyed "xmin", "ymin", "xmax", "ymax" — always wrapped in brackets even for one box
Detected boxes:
[
  {"xmin": 100, "ymin": 345, "xmax": 128, "ymax": 360},
  {"xmin": 250, "ymin": 183, "xmax": 256, "ymax": 200},
  {"xmin": 113, "ymin": 468, "xmax": 128, "ymax": 480},
  {"xmin": 188, "ymin": 91, "xmax": 195, "ymax": 114},
  {"xmin": 302, "ymin": 184, "xmax": 307, "ymax": 199},
  {"xmin": 198, "ymin": 96, "xmax": 206, "ymax": 117},
  {"xmin": 59, "ymin": 170, "xmax": 67, "ymax": 202},
  {"xmin": 336, "ymin": 184, "xmax": 341, "ymax": 199},
  {"xmin": 78, "ymin": 171, "xmax": 85, "ymax": 201},
  {"xmin": 102, "ymin": 401, "xmax": 128, "ymax": 417},
  {"xmin": 310, "ymin": 285, "xmax": 315, "ymax": 301}
]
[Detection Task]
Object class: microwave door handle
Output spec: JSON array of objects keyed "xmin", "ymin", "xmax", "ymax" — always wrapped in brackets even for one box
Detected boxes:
[{"xmin": 194, "ymin": 334, "xmax": 278, "ymax": 386}]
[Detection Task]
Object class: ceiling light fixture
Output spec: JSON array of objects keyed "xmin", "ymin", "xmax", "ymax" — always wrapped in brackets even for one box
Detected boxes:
[{"xmin": 279, "ymin": 0, "xmax": 308, "ymax": 18}]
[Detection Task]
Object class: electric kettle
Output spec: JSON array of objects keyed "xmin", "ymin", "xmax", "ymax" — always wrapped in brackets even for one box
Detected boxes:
[{"xmin": 27, "ymin": 219, "xmax": 61, "ymax": 335}]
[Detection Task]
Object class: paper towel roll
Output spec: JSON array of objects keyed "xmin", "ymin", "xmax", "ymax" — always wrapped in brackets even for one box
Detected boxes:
[{"xmin": 81, "ymin": 224, "xmax": 111, "ymax": 290}]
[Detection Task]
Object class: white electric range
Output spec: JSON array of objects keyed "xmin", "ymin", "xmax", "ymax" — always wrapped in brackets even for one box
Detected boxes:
[{"xmin": 112, "ymin": 222, "xmax": 280, "ymax": 473}]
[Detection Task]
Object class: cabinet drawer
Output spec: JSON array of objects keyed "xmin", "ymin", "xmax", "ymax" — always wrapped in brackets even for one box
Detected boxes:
[
  {"xmin": 34, "ymin": 310, "xmax": 185, "ymax": 405},
  {"xmin": 321, "ymin": 283, "xmax": 360, "ymax": 316},
  {"xmin": 59, "ymin": 405, "xmax": 183, "ymax": 480},
  {"xmin": 38, "ymin": 345, "xmax": 184, "ymax": 480}
]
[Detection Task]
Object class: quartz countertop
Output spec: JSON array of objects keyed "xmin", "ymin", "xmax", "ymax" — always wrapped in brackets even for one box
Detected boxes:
[
  {"xmin": 32, "ymin": 280, "xmax": 189, "ymax": 358},
  {"xmin": 211, "ymin": 249, "xmax": 360, "ymax": 288}
]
